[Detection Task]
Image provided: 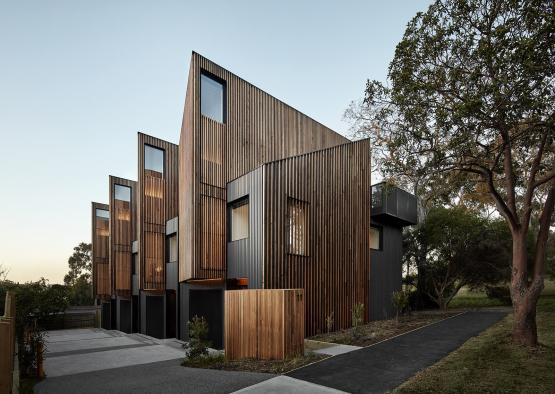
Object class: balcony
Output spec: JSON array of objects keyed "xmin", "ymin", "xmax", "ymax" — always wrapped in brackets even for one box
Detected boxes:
[{"xmin": 371, "ymin": 183, "xmax": 417, "ymax": 226}]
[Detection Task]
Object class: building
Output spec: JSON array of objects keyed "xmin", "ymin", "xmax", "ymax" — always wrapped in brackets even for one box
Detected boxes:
[
  {"xmin": 92, "ymin": 52, "xmax": 416, "ymax": 344},
  {"xmin": 91, "ymin": 202, "xmax": 110, "ymax": 329}
]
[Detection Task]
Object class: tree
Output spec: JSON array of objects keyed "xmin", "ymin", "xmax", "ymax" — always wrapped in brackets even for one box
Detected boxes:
[
  {"xmin": 64, "ymin": 242, "xmax": 92, "ymax": 286},
  {"xmin": 352, "ymin": 0, "xmax": 554, "ymax": 346}
]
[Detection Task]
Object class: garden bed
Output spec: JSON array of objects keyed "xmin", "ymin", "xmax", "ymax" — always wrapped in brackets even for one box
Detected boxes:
[
  {"xmin": 310, "ymin": 311, "xmax": 459, "ymax": 347},
  {"xmin": 182, "ymin": 353, "xmax": 327, "ymax": 374}
]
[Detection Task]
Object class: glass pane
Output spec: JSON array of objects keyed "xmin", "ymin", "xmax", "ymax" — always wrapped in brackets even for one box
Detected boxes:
[
  {"xmin": 114, "ymin": 184, "xmax": 131, "ymax": 201},
  {"xmin": 369, "ymin": 226, "xmax": 381, "ymax": 250},
  {"xmin": 168, "ymin": 235, "xmax": 178, "ymax": 263},
  {"xmin": 96, "ymin": 209, "xmax": 109, "ymax": 219},
  {"xmin": 201, "ymin": 73, "xmax": 224, "ymax": 123},
  {"xmin": 230, "ymin": 200, "xmax": 249, "ymax": 241},
  {"xmin": 144, "ymin": 145, "xmax": 164, "ymax": 174},
  {"xmin": 372, "ymin": 185, "xmax": 383, "ymax": 208},
  {"xmin": 287, "ymin": 198, "xmax": 308, "ymax": 255}
]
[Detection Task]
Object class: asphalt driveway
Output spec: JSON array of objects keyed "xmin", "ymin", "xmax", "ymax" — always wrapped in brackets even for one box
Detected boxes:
[{"xmin": 288, "ymin": 310, "xmax": 507, "ymax": 394}]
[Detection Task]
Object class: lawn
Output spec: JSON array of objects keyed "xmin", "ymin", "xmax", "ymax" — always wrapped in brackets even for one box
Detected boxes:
[{"xmin": 393, "ymin": 288, "xmax": 555, "ymax": 393}]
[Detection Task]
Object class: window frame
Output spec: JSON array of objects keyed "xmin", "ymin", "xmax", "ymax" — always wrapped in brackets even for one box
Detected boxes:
[
  {"xmin": 286, "ymin": 197, "xmax": 310, "ymax": 257},
  {"xmin": 95, "ymin": 208, "xmax": 109, "ymax": 219},
  {"xmin": 166, "ymin": 234, "xmax": 178, "ymax": 264},
  {"xmin": 228, "ymin": 196, "xmax": 249, "ymax": 242},
  {"xmin": 200, "ymin": 70, "xmax": 226, "ymax": 124},
  {"xmin": 369, "ymin": 225, "xmax": 383, "ymax": 251},
  {"xmin": 144, "ymin": 144, "xmax": 165, "ymax": 176},
  {"xmin": 114, "ymin": 184, "xmax": 132, "ymax": 202}
]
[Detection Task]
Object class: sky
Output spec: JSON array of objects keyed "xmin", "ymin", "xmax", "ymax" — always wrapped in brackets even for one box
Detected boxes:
[{"xmin": 0, "ymin": 0, "xmax": 432, "ymax": 284}]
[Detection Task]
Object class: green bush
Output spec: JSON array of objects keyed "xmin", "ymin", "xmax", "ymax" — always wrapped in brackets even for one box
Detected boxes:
[
  {"xmin": 392, "ymin": 290, "xmax": 410, "ymax": 322},
  {"xmin": 351, "ymin": 303, "xmax": 364, "ymax": 338},
  {"xmin": 184, "ymin": 315, "xmax": 211, "ymax": 360},
  {"xmin": 484, "ymin": 285, "xmax": 512, "ymax": 305}
]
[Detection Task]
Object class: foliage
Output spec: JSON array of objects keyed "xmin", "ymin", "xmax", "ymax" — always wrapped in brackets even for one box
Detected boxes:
[
  {"xmin": 64, "ymin": 242, "xmax": 93, "ymax": 306},
  {"xmin": 351, "ymin": 303, "xmax": 364, "ymax": 338},
  {"xmin": 325, "ymin": 312, "xmax": 334, "ymax": 334},
  {"xmin": 484, "ymin": 285, "xmax": 512, "ymax": 305},
  {"xmin": 183, "ymin": 315, "xmax": 211, "ymax": 360},
  {"xmin": 392, "ymin": 290, "xmax": 411, "ymax": 322},
  {"xmin": 348, "ymin": 0, "xmax": 555, "ymax": 345}
]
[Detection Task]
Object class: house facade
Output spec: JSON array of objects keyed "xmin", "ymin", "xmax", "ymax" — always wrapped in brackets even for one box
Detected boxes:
[{"xmin": 92, "ymin": 52, "xmax": 416, "ymax": 344}]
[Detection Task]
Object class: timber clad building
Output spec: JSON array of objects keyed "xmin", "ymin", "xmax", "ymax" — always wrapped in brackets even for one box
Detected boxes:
[{"xmin": 91, "ymin": 52, "xmax": 417, "ymax": 345}]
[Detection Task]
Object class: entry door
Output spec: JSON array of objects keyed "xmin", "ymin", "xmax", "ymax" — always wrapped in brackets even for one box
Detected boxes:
[{"xmin": 189, "ymin": 290, "xmax": 223, "ymax": 349}]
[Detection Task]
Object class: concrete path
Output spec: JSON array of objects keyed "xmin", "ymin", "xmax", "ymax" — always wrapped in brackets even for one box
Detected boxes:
[
  {"xmin": 35, "ymin": 359, "xmax": 273, "ymax": 394},
  {"xmin": 232, "ymin": 376, "xmax": 348, "ymax": 394},
  {"xmin": 288, "ymin": 311, "xmax": 507, "ymax": 394}
]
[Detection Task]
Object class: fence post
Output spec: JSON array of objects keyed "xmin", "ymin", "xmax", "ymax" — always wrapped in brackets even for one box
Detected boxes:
[{"xmin": 0, "ymin": 291, "xmax": 16, "ymax": 394}]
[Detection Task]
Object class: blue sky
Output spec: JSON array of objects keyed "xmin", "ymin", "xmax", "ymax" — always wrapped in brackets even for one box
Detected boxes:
[{"xmin": 0, "ymin": 0, "xmax": 432, "ymax": 283}]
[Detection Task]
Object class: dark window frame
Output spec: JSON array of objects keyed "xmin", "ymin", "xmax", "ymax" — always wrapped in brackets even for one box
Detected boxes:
[
  {"xmin": 95, "ymin": 208, "xmax": 110, "ymax": 219},
  {"xmin": 114, "ymin": 184, "xmax": 132, "ymax": 202},
  {"xmin": 144, "ymin": 144, "xmax": 165, "ymax": 176},
  {"xmin": 166, "ymin": 234, "xmax": 178, "ymax": 264},
  {"xmin": 370, "ymin": 224, "xmax": 383, "ymax": 251},
  {"xmin": 227, "ymin": 196, "xmax": 249, "ymax": 242},
  {"xmin": 200, "ymin": 69, "xmax": 227, "ymax": 124}
]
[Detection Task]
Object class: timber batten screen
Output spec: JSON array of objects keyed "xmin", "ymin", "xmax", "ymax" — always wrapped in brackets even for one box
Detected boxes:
[
  {"xmin": 92, "ymin": 202, "xmax": 110, "ymax": 299},
  {"xmin": 179, "ymin": 52, "xmax": 350, "ymax": 282},
  {"xmin": 137, "ymin": 133, "xmax": 178, "ymax": 291},
  {"xmin": 109, "ymin": 177, "xmax": 136, "ymax": 297}
]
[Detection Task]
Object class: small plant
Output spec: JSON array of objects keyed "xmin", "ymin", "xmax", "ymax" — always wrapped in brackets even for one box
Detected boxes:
[
  {"xmin": 325, "ymin": 312, "xmax": 334, "ymax": 334},
  {"xmin": 351, "ymin": 303, "xmax": 364, "ymax": 338},
  {"xmin": 183, "ymin": 315, "xmax": 211, "ymax": 360},
  {"xmin": 392, "ymin": 290, "xmax": 410, "ymax": 324}
]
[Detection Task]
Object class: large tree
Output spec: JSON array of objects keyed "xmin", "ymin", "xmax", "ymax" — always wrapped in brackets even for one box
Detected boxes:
[
  {"xmin": 64, "ymin": 242, "xmax": 92, "ymax": 286},
  {"xmin": 352, "ymin": 0, "xmax": 554, "ymax": 345}
]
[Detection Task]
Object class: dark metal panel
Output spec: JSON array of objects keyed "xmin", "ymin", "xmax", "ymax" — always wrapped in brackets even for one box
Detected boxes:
[
  {"xmin": 371, "ymin": 183, "xmax": 418, "ymax": 226},
  {"xmin": 118, "ymin": 298, "xmax": 132, "ymax": 333},
  {"xmin": 226, "ymin": 166, "xmax": 264, "ymax": 289},
  {"xmin": 166, "ymin": 262, "xmax": 178, "ymax": 290},
  {"xmin": 369, "ymin": 220, "xmax": 403, "ymax": 321},
  {"xmin": 145, "ymin": 295, "xmax": 165, "ymax": 338}
]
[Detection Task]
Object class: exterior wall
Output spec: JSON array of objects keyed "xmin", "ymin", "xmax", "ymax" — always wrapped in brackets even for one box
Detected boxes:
[
  {"xmin": 137, "ymin": 133, "xmax": 178, "ymax": 291},
  {"xmin": 369, "ymin": 220, "xmax": 403, "ymax": 321},
  {"xmin": 262, "ymin": 139, "xmax": 371, "ymax": 336},
  {"xmin": 109, "ymin": 176, "xmax": 136, "ymax": 298},
  {"xmin": 179, "ymin": 52, "xmax": 350, "ymax": 282},
  {"xmin": 92, "ymin": 202, "xmax": 110, "ymax": 300},
  {"xmin": 226, "ymin": 167, "xmax": 265, "ymax": 289}
]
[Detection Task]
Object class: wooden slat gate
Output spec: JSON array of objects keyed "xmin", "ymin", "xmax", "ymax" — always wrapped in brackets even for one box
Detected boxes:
[{"xmin": 224, "ymin": 289, "xmax": 304, "ymax": 360}]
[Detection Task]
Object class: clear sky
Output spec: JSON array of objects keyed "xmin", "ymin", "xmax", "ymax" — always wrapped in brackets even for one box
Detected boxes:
[{"xmin": 0, "ymin": 0, "xmax": 432, "ymax": 283}]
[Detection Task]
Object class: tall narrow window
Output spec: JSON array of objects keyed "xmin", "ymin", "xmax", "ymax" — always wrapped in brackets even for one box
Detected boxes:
[
  {"xmin": 167, "ymin": 234, "xmax": 178, "ymax": 263},
  {"xmin": 229, "ymin": 197, "xmax": 249, "ymax": 241},
  {"xmin": 287, "ymin": 198, "xmax": 309, "ymax": 256},
  {"xmin": 369, "ymin": 226, "xmax": 382, "ymax": 250},
  {"xmin": 201, "ymin": 73, "xmax": 225, "ymax": 123},
  {"xmin": 144, "ymin": 145, "xmax": 164, "ymax": 176},
  {"xmin": 114, "ymin": 184, "xmax": 131, "ymax": 202}
]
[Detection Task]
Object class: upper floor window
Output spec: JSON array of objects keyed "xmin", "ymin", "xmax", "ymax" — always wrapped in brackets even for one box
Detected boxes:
[
  {"xmin": 144, "ymin": 145, "xmax": 164, "ymax": 175},
  {"xmin": 96, "ymin": 209, "xmax": 109, "ymax": 219},
  {"xmin": 369, "ymin": 225, "xmax": 382, "ymax": 250},
  {"xmin": 287, "ymin": 198, "xmax": 309, "ymax": 256},
  {"xmin": 114, "ymin": 184, "xmax": 131, "ymax": 202},
  {"xmin": 201, "ymin": 72, "xmax": 225, "ymax": 123},
  {"xmin": 229, "ymin": 197, "xmax": 249, "ymax": 241},
  {"xmin": 167, "ymin": 234, "xmax": 178, "ymax": 263}
]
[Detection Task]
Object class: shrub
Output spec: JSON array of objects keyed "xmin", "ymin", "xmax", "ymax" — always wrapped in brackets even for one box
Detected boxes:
[
  {"xmin": 484, "ymin": 285, "xmax": 512, "ymax": 305},
  {"xmin": 351, "ymin": 303, "xmax": 364, "ymax": 338},
  {"xmin": 325, "ymin": 312, "xmax": 334, "ymax": 334},
  {"xmin": 184, "ymin": 315, "xmax": 211, "ymax": 360},
  {"xmin": 392, "ymin": 290, "xmax": 410, "ymax": 322}
]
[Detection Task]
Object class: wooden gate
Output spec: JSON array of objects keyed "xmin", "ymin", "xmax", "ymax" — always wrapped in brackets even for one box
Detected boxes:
[{"xmin": 224, "ymin": 289, "xmax": 304, "ymax": 360}]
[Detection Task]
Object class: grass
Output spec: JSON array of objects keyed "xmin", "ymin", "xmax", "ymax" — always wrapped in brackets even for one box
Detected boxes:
[
  {"xmin": 393, "ymin": 292, "xmax": 555, "ymax": 394},
  {"xmin": 311, "ymin": 311, "xmax": 458, "ymax": 347},
  {"xmin": 448, "ymin": 287, "xmax": 508, "ymax": 309},
  {"xmin": 182, "ymin": 352, "xmax": 327, "ymax": 374}
]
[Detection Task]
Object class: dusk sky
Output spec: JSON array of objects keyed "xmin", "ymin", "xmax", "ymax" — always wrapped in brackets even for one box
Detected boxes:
[{"xmin": 0, "ymin": 0, "xmax": 432, "ymax": 283}]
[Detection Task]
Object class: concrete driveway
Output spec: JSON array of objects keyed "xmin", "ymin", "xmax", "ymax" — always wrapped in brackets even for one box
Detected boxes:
[{"xmin": 35, "ymin": 328, "xmax": 273, "ymax": 394}]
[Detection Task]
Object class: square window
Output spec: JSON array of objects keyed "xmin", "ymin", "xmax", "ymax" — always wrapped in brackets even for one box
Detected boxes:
[
  {"xmin": 201, "ymin": 73, "xmax": 225, "ymax": 123},
  {"xmin": 96, "ymin": 209, "xmax": 109, "ymax": 219},
  {"xmin": 229, "ymin": 197, "xmax": 249, "ymax": 241},
  {"xmin": 114, "ymin": 184, "xmax": 131, "ymax": 202},
  {"xmin": 369, "ymin": 226, "xmax": 382, "ymax": 250},
  {"xmin": 144, "ymin": 145, "xmax": 164, "ymax": 175},
  {"xmin": 287, "ymin": 198, "xmax": 309, "ymax": 256}
]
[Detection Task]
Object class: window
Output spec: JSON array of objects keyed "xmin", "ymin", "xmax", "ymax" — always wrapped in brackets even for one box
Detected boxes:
[
  {"xmin": 132, "ymin": 253, "xmax": 138, "ymax": 275},
  {"xmin": 96, "ymin": 209, "xmax": 109, "ymax": 219},
  {"xmin": 229, "ymin": 197, "xmax": 249, "ymax": 241},
  {"xmin": 369, "ymin": 226, "xmax": 382, "ymax": 250},
  {"xmin": 201, "ymin": 72, "xmax": 225, "ymax": 123},
  {"xmin": 114, "ymin": 184, "xmax": 131, "ymax": 202},
  {"xmin": 371, "ymin": 185, "xmax": 383, "ymax": 208},
  {"xmin": 144, "ymin": 145, "xmax": 164, "ymax": 175},
  {"xmin": 167, "ymin": 234, "xmax": 178, "ymax": 263},
  {"xmin": 287, "ymin": 198, "xmax": 308, "ymax": 256}
]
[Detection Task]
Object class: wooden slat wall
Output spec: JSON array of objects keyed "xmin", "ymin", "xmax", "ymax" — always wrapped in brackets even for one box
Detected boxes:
[
  {"xmin": 224, "ymin": 289, "xmax": 304, "ymax": 360},
  {"xmin": 179, "ymin": 52, "xmax": 350, "ymax": 281},
  {"xmin": 109, "ymin": 176, "xmax": 136, "ymax": 297},
  {"xmin": 137, "ymin": 133, "xmax": 178, "ymax": 291},
  {"xmin": 92, "ymin": 202, "xmax": 110, "ymax": 299},
  {"xmin": 263, "ymin": 139, "xmax": 371, "ymax": 336}
]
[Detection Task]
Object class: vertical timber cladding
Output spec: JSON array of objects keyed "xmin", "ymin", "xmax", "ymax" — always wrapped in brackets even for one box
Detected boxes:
[
  {"xmin": 179, "ymin": 52, "xmax": 350, "ymax": 281},
  {"xmin": 92, "ymin": 202, "xmax": 110, "ymax": 299},
  {"xmin": 109, "ymin": 176, "xmax": 137, "ymax": 296},
  {"xmin": 264, "ymin": 139, "xmax": 371, "ymax": 337},
  {"xmin": 137, "ymin": 133, "xmax": 178, "ymax": 291}
]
